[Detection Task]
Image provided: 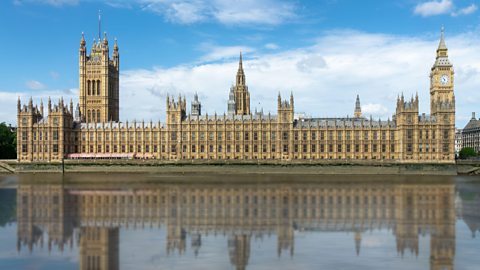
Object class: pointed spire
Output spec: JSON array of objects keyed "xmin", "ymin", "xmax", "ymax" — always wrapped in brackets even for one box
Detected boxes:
[
  {"xmin": 438, "ymin": 25, "xmax": 447, "ymax": 50},
  {"xmin": 103, "ymin": 32, "xmax": 108, "ymax": 45},
  {"xmin": 355, "ymin": 94, "xmax": 362, "ymax": 118},
  {"xmin": 355, "ymin": 232, "xmax": 362, "ymax": 256},
  {"xmin": 236, "ymin": 51, "xmax": 246, "ymax": 86},
  {"xmin": 239, "ymin": 51, "xmax": 243, "ymax": 69},
  {"xmin": 40, "ymin": 99, "xmax": 44, "ymax": 116},
  {"xmin": 98, "ymin": 10, "xmax": 102, "ymax": 40},
  {"xmin": 17, "ymin": 97, "xmax": 21, "ymax": 112},
  {"xmin": 114, "ymin": 37, "xmax": 118, "ymax": 51},
  {"xmin": 80, "ymin": 32, "xmax": 86, "ymax": 47}
]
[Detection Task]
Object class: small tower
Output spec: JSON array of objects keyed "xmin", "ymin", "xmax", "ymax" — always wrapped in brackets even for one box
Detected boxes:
[
  {"xmin": 228, "ymin": 86, "xmax": 236, "ymax": 116},
  {"xmin": 354, "ymin": 94, "xmax": 362, "ymax": 118},
  {"xmin": 277, "ymin": 92, "xmax": 294, "ymax": 123},
  {"xmin": 230, "ymin": 52, "xmax": 251, "ymax": 115},
  {"xmin": 191, "ymin": 92, "xmax": 202, "ymax": 116}
]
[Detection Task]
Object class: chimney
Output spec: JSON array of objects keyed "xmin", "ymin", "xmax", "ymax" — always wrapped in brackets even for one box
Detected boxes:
[{"xmin": 472, "ymin": 112, "xmax": 476, "ymax": 120}]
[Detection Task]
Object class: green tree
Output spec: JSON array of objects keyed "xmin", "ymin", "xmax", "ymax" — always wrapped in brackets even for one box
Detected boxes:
[
  {"xmin": 0, "ymin": 122, "xmax": 16, "ymax": 159},
  {"xmin": 459, "ymin": 147, "xmax": 477, "ymax": 160}
]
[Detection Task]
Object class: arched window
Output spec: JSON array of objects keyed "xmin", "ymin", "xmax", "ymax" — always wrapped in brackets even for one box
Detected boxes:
[
  {"xmin": 97, "ymin": 110, "xmax": 101, "ymax": 122},
  {"xmin": 97, "ymin": 80, "xmax": 101, "ymax": 95},
  {"xmin": 87, "ymin": 110, "xmax": 91, "ymax": 122},
  {"xmin": 87, "ymin": 80, "xmax": 91, "ymax": 95}
]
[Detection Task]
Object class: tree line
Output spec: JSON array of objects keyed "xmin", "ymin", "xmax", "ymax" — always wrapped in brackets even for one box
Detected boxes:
[{"xmin": 0, "ymin": 122, "xmax": 16, "ymax": 159}]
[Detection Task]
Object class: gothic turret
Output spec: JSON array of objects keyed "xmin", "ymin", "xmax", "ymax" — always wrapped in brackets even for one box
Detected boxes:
[
  {"xmin": 354, "ymin": 94, "xmax": 362, "ymax": 118},
  {"xmin": 230, "ymin": 52, "xmax": 251, "ymax": 115},
  {"xmin": 191, "ymin": 92, "xmax": 202, "ymax": 116}
]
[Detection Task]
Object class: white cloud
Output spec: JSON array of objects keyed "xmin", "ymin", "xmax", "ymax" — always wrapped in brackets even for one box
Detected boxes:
[
  {"xmin": 4, "ymin": 30, "xmax": 480, "ymax": 129},
  {"xmin": 414, "ymin": 0, "xmax": 477, "ymax": 17},
  {"xmin": 452, "ymin": 4, "xmax": 478, "ymax": 16},
  {"xmin": 115, "ymin": 30, "xmax": 480, "ymax": 128},
  {"xmin": 197, "ymin": 43, "xmax": 254, "ymax": 62},
  {"xmin": 265, "ymin": 43, "xmax": 279, "ymax": 50},
  {"xmin": 362, "ymin": 103, "xmax": 390, "ymax": 119},
  {"xmin": 0, "ymin": 89, "xmax": 77, "ymax": 125},
  {"xmin": 138, "ymin": 0, "xmax": 296, "ymax": 25},
  {"xmin": 25, "ymin": 80, "xmax": 46, "ymax": 90},
  {"xmin": 50, "ymin": 71, "xmax": 60, "ymax": 80},
  {"xmin": 13, "ymin": 0, "xmax": 79, "ymax": 6},
  {"xmin": 414, "ymin": 0, "xmax": 453, "ymax": 17}
]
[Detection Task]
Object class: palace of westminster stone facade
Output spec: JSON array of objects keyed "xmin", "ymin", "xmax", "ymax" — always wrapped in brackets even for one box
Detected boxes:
[{"xmin": 16, "ymin": 27, "xmax": 456, "ymax": 163}]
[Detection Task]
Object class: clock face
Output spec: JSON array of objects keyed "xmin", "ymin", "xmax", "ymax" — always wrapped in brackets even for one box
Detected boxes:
[{"xmin": 440, "ymin": 75, "xmax": 449, "ymax": 85}]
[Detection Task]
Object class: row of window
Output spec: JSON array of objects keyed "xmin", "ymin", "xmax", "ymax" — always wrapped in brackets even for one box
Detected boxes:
[
  {"xmin": 81, "ymin": 143, "xmax": 396, "ymax": 154},
  {"xmin": 21, "ymin": 144, "xmax": 59, "ymax": 153},
  {"xmin": 86, "ymin": 80, "xmax": 101, "ymax": 96},
  {"xmin": 79, "ymin": 130, "xmax": 398, "ymax": 142}
]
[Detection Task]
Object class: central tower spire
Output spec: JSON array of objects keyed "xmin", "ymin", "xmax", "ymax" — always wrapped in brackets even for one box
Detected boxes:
[
  {"xmin": 236, "ymin": 52, "xmax": 246, "ymax": 86},
  {"xmin": 229, "ymin": 52, "xmax": 250, "ymax": 115},
  {"xmin": 354, "ymin": 94, "xmax": 362, "ymax": 118}
]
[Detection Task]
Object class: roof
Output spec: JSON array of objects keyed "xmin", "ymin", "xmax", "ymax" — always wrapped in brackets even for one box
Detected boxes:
[
  {"xmin": 295, "ymin": 117, "xmax": 395, "ymax": 128},
  {"xmin": 463, "ymin": 118, "xmax": 480, "ymax": 131}
]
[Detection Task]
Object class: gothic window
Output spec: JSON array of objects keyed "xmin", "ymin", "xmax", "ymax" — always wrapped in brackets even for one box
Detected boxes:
[
  {"xmin": 97, "ymin": 110, "xmax": 100, "ymax": 122},
  {"xmin": 97, "ymin": 80, "xmax": 101, "ymax": 95},
  {"xmin": 443, "ymin": 143, "xmax": 449, "ymax": 152},
  {"xmin": 87, "ymin": 110, "xmax": 91, "ymax": 122},
  {"xmin": 92, "ymin": 81, "xmax": 95, "ymax": 96},
  {"xmin": 22, "ymin": 117, "xmax": 27, "ymax": 125},
  {"xmin": 407, "ymin": 130, "xmax": 413, "ymax": 139},
  {"xmin": 87, "ymin": 80, "xmax": 91, "ymax": 95}
]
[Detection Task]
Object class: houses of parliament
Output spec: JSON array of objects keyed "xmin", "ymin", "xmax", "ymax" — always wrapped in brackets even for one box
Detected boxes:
[{"xmin": 16, "ymin": 25, "xmax": 456, "ymax": 163}]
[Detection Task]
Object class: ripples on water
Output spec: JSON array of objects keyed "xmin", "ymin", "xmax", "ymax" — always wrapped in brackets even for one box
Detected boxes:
[{"xmin": 0, "ymin": 174, "xmax": 479, "ymax": 270}]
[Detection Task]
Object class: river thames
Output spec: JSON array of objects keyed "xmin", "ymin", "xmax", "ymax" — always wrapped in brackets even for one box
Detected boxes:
[{"xmin": 0, "ymin": 173, "xmax": 479, "ymax": 270}]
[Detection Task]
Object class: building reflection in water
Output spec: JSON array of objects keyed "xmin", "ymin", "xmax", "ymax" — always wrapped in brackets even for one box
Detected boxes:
[{"xmin": 16, "ymin": 176, "xmax": 457, "ymax": 270}]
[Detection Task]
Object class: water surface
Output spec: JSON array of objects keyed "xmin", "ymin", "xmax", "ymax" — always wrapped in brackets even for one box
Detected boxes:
[{"xmin": 0, "ymin": 173, "xmax": 479, "ymax": 270}]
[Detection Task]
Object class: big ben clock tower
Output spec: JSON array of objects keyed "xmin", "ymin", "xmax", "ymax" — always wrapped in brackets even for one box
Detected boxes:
[
  {"xmin": 429, "ymin": 27, "xmax": 455, "ymax": 160},
  {"xmin": 430, "ymin": 27, "xmax": 455, "ymax": 116}
]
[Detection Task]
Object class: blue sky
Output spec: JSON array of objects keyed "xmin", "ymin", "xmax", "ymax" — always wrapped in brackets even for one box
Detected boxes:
[{"xmin": 1, "ymin": 0, "xmax": 480, "ymax": 127}]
